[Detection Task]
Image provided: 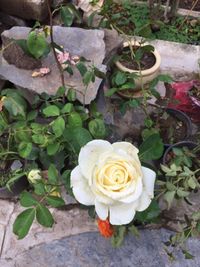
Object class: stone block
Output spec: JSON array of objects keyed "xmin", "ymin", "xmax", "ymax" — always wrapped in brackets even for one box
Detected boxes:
[
  {"xmin": 0, "ymin": 200, "xmax": 15, "ymax": 226},
  {"xmin": 0, "ymin": 26, "xmax": 106, "ymax": 104},
  {"xmin": 1, "ymin": 203, "xmax": 96, "ymax": 259}
]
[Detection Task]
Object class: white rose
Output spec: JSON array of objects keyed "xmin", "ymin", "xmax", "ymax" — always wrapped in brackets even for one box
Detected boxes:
[
  {"xmin": 28, "ymin": 169, "xmax": 42, "ymax": 184},
  {"xmin": 77, "ymin": 0, "xmax": 104, "ymax": 15},
  {"xmin": 70, "ymin": 140, "xmax": 156, "ymax": 225}
]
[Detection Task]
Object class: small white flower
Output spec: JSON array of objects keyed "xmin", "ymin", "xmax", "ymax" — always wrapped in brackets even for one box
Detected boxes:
[
  {"xmin": 70, "ymin": 140, "xmax": 156, "ymax": 225},
  {"xmin": 28, "ymin": 169, "xmax": 42, "ymax": 184}
]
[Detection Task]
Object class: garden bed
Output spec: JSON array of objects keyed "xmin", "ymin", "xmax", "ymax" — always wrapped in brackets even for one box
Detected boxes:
[
  {"xmin": 101, "ymin": 1, "xmax": 200, "ymax": 45},
  {"xmin": 0, "ymin": 0, "xmax": 200, "ymax": 264}
]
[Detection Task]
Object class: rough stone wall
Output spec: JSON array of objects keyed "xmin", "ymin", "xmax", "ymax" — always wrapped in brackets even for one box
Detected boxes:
[{"xmin": 0, "ymin": 0, "xmax": 49, "ymax": 21}]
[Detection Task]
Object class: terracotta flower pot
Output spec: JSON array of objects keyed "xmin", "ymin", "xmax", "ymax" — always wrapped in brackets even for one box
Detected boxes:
[{"xmin": 115, "ymin": 40, "xmax": 161, "ymax": 90}]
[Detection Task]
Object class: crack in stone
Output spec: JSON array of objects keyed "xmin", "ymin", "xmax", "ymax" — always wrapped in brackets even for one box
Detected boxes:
[{"xmin": 0, "ymin": 201, "xmax": 16, "ymax": 259}]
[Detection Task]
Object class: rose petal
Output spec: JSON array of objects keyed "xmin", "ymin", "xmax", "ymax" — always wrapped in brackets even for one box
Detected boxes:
[
  {"xmin": 78, "ymin": 140, "xmax": 113, "ymax": 184},
  {"xmin": 109, "ymin": 202, "xmax": 138, "ymax": 225},
  {"xmin": 136, "ymin": 191, "xmax": 151, "ymax": 212},
  {"xmin": 120, "ymin": 178, "xmax": 143, "ymax": 203},
  {"xmin": 141, "ymin": 166, "xmax": 156, "ymax": 198},
  {"xmin": 71, "ymin": 166, "xmax": 95, "ymax": 205},
  {"xmin": 95, "ymin": 199, "xmax": 108, "ymax": 220},
  {"xmin": 112, "ymin": 142, "xmax": 139, "ymax": 159}
]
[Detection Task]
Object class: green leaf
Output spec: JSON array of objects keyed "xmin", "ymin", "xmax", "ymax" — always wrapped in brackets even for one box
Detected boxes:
[
  {"xmin": 156, "ymin": 74, "xmax": 173, "ymax": 83},
  {"xmin": 89, "ymin": 119, "xmax": 106, "ymax": 138},
  {"xmin": 67, "ymin": 89, "xmax": 76, "ymax": 102},
  {"xmin": 60, "ymin": 6, "xmax": 74, "ymax": 27},
  {"xmin": 188, "ymin": 177, "xmax": 196, "ymax": 189},
  {"xmin": 172, "ymin": 147, "xmax": 183, "ymax": 156},
  {"xmin": 32, "ymin": 134, "xmax": 46, "ymax": 144},
  {"xmin": 65, "ymin": 3, "xmax": 82, "ymax": 24},
  {"xmin": 166, "ymin": 182, "xmax": 176, "ymax": 191},
  {"xmin": 87, "ymin": 11, "xmax": 96, "ymax": 27},
  {"xmin": 83, "ymin": 71, "xmax": 94, "ymax": 86},
  {"xmin": 36, "ymin": 204, "xmax": 54, "ymax": 227},
  {"xmin": 76, "ymin": 62, "xmax": 87, "ymax": 76},
  {"xmin": 15, "ymin": 39, "xmax": 31, "ymax": 56},
  {"xmin": 164, "ymin": 191, "xmax": 176, "ymax": 209},
  {"xmin": 68, "ymin": 112, "xmax": 82, "ymax": 127},
  {"xmin": 93, "ymin": 67, "xmax": 106, "ymax": 79},
  {"xmin": 111, "ymin": 226, "xmax": 126, "ymax": 248},
  {"xmin": 182, "ymin": 249, "xmax": 194, "ymax": 260},
  {"xmin": 104, "ymin": 87, "xmax": 118, "ymax": 97},
  {"xmin": 141, "ymin": 128, "xmax": 159, "ymax": 141},
  {"xmin": 177, "ymin": 189, "xmax": 189, "ymax": 198},
  {"xmin": 192, "ymin": 211, "xmax": 200, "ymax": 221},
  {"xmin": 63, "ymin": 127, "xmax": 92, "ymax": 154},
  {"xmin": 46, "ymin": 196, "xmax": 65, "ymax": 208},
  {"xmin": 115, "ymin": 71, "xmax": 127, "ymax": 86},
  {"xmin": 27, "ymin": 110, "xmax": 38, "ymax": 121},
  {"xmin": 144, "ymin": 118, "xmax": 153, "ymax": 128},
  {"xmin": 18, "ymin": 142, "xmax": 32, "ymax": 158},
  {"xmin": 20, "ymin": 191, "xmax": 38, "ymax": 207},
  {"xmin": 47, "ymin": 143, "xmax": 60, "ymax": 156},
  {"xmin": 43, "ymin": 105, "xmax": 60, "ymax": 117},
  {"xmin": 27, "ymin": 31, "xmax": 50, "ymax": 59},
  {"xmin": 48, "ymin": 164, "xmax": 58, "ymax": 184},
  {"xmin": 129, "ymin": 225, "xmax": 140, "ymax": 238},
  {"xmin": 56, "ymin": 86, "xmax": 66, "ymax": 96},
  {"xmin": 65, "ymin": 66, "xmax": 73, "ymax": 75},
  {"xmin": 15, "ymin": 127, "xmax": 32, "ymax": 142},
  {"xmin": 61, "ymin": 170, "xmax": 73, "ymax": 195},
  {"xmin": 52, "ymin": 117, "xmax": 65, "ymax": 137},
  {"xmin": 61, "ymin": 103, "xmax": 73, "ymax": 114},
  {"xmin": 139, "ymin": 134, "xmax": 164, "ymax": 161},
  {"xmin": 34, "ymin": 183, "xmax": 46, "ymax": 195},
  {"xmin": 135, "ymin": 199, "xmax": 160, "ymax": 222},
  {"xmin": 3, "ymin": 93, "xmax": 27, "ymax": 118},
  {"xmin": 13, "ymin": 208, "xmax": 35, "ymax": 239}
]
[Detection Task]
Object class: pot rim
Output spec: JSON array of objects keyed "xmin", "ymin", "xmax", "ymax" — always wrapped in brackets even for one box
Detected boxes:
[
  {"xmin": 163, "ymin": 108, "xmax": 192, "ymax": 146},
  {"xmin": 115, "ymin": 40, "xmax": 161, "ymax": 76},
  {"xmin": 162, "ymin": 141, "xmax": 198, "ymax": 165}
]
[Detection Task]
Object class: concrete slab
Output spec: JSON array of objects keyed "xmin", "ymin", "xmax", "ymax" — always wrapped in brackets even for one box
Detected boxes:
[
  {"xmin": 0, "ymin": 224, "xmax": 5, "ymax": 257},
  {"xmin": 1, "ymin": 204, "xmax": 96, "ymax": 260},
  {"xmin": 150, "ymin": 39, "xmax": 200, "ymax": 80},
  {"xmin": 0, "ymin": 200, "xmax": 14, "ymax": 226},
  {"xmin": 2, "ymin": 229, "xmax": 200, "ymax": 267}
]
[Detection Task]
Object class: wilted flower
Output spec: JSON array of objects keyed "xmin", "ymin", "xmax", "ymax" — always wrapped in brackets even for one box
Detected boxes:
[
  {"xmin": 97, "ymin": 218, "xmax": 114, "ymax": 238},
  {"xmin": 32, "ymin": 67, "xmax": 50, "ymax": 78},
  {"xmin": 70, "ymin": 55, "xmax": 80, "ymax": 65},
  {"xmin": 28, "ymin": 169, "xmax": 42, "ymax": 184}
]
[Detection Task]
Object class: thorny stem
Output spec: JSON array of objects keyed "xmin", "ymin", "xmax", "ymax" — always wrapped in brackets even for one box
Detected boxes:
[{"xmin": 47, "ymin": 0, "xmax": 65, "ymax": 91}]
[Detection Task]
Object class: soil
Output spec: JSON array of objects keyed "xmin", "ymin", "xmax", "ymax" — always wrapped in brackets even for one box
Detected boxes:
[
  {"xmin": 188, "ymin": 85, "xmax": 200, "ymax": 100},
  {"xmin": 162, "ymin": 0, "xmax": 200, "ymax": 11},
  {"xmin": 119, "ymin": 47, "xmax": 156, "ymax": 71},
  {"xmin": 0, "ymin": 160, "xmax": 12, "ymax": 187},
  {"xmin": 2, "ymin": 36, "xmax": 41, "ymax": 70},
  {"xmin": 155, "ymin": 113, "xmax": 187, "ymax": 145}
]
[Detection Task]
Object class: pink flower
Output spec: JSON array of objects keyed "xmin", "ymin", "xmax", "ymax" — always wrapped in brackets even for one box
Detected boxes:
[{"xmin": 57, "ymin": 52, "xmax": 70, "ymax": 64}]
